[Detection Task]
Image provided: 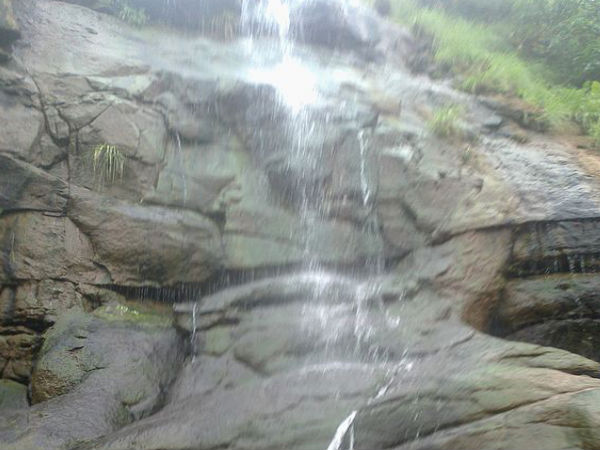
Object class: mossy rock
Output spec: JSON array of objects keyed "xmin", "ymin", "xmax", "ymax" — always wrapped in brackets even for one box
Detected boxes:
[
  {"xmin": 0, "ymin": 380, "xmax": 27, "ymax": 410},
  {"xmin": 203, "ymin": 326, "xmax": 233, "ymax": 356},
  {"xmin": 93, "ymin": 301, "xmax": 173, "ymax": 328},
  {"xmin": 30, "ymin": 312, "xmax": 99, "ymax": 404},
  {"xmin": 31, "ymin": 304, "xmax": 174, "ymax": 404}
]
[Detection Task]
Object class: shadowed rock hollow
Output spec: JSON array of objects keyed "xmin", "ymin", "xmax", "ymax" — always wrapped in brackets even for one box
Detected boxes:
[{"xmin": 3, "ymin": 1, "xmax": 600, "ymax": 449}]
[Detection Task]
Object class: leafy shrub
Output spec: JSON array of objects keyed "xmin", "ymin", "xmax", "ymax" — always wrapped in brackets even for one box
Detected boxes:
[
  {"xmin": 507, "ymin": 0, "xmax": 600, "ymax": 86},
  {"xmin": 411, "ymin": 0, "xmax": 600, "ymax": 86}
]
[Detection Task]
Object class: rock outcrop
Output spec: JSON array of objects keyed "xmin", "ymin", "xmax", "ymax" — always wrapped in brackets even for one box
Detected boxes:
[
  {"xmin": 2, "ymin": 1, "xmax": 600, "ymax": 449},
  {"xmin": 0, "ymin": 0, "xmax": 19, "ymax": 61}
]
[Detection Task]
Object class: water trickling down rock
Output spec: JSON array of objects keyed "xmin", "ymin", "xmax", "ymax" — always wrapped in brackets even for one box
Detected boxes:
[{"xmin": 3, "ymin": 1, "xmax": 600, "ymax": 450}]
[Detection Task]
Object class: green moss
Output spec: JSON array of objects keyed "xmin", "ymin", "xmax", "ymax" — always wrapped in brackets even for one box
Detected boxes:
[
  {"xmin": 204, "ymin": 327, "xmax": 233, "ymax": 355},
  {"xmin": 93, "ymin": 302, "xmax": 173, "ymax": 328}
]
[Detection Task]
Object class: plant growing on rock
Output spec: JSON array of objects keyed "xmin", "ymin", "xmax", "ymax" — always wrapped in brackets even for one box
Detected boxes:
[
  {"xmin": 90, "ymin": 144, "xmax": 126, "ymax": 186},
  {"xmin": 428, "ymin": 105, "xmax": 464, "ymax": 138},
  {"xmin": 378, "ymin": 0, "xmax": 600, "ymax": 147}
]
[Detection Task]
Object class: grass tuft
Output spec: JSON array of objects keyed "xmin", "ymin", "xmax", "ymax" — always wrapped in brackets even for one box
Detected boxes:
[
  {"xmin": 428, "ymin": 105, "xmax": 464, "ymax": 138},
  {"xmin": 91, "ymin": 144, "xmax": 126, "ymax": 186}
]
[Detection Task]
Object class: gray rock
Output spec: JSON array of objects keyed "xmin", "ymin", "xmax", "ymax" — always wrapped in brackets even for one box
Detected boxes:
[
  {"xmin": 223, "ymin": 203, "xmax": 384, "ymax": 269},
  {"xmin": 0, "ymin": 379, "xmax": 27, "ymax": 411},
  {"xmin": 0, "ymin": 328, "xmax": 40, "ymax": 383},
  {"xmin": 0, "ymin": 212, "xmax": 101, "ymax": 283},
  {"xmin": 143, "ymin": 137, "xmax": 239, "ymax": 214},
  {"xmin": 2, "ymin": 307, "xmax": 183, "ymax": 450},
  {"xmin": 0, "ymin": 154, "xmax": 68, "ymax": 214},
  {"xmin": 289, "ymin": 0, "xmax": 381, "ymax": 52},
  {"xmin": 0, "ymin": 280, "xmax": 84, "ymax": 329},
  {"xmin": 68, "ymin": 186, "xmax": 224, "ymax": 286},
  {"xmin": 86, "ymin": 362, "xmax": 386, "ymax": 450},
  {"xmin": 0, "ymin": 90, "xmax": 45, "ymax": 158}
]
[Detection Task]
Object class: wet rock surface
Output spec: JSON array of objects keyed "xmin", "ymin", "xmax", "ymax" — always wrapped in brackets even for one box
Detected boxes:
[
  {"xmin": 2, "ymin": 1, "xmax": 600, "ymax": 450},
  {"xmin": 2, "ymin": 305, "xmax": 183, "ymax": 450}
]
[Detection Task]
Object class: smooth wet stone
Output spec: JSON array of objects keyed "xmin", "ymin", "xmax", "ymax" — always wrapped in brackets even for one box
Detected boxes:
[
  {"xmin": 2, "ymin": 309, "xmax": 183, "ymax": 450},
  {"xmin": 0, "ymin": 212, "xmax": 102, "ymax": 284},
  {"xmin": 68, "ymin": 187, "xmax": 224, "ymax": 286},
  {"xmin": 0, "ymin": 380, "xmax": 27, "ymax": 410},
  {"xmin": 0, "ymin": 154, "xmax": 68, "ymax": 214}
]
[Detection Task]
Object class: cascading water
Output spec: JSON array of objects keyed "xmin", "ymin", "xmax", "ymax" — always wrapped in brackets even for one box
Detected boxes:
[
  {"xmin": 9, "ymin": 1, "xmax": 600, "ymax": 449},
  {"xmin": 174, "ymin": 131, "xmax": 188, "ymax": 206},
  {"xmin": 177, "ymin": 2, "xmax": 410, "ymax": 448}
]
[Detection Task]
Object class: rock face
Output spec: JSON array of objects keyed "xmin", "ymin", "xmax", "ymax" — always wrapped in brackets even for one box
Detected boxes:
[
  {"xmin": 0, "ymin": 0, "xmax": 19, "ymax": 60},
  {"xmin": 2, "ymin": 0, "xmax": 600, "ymax": 449},
  {"xmin": 3, "ymin": 306, "xmax": 183, "ymax": 450}
]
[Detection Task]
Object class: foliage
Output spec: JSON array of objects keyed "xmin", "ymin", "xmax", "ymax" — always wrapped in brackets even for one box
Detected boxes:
[
  {"xmin": 428, "ymin": 105, "xmax": 463, "ymax": 138},
  {"xmin": 570, "ymin": 81, "xmax": 600, "ymax": 147},
  {"xmin": 379, "ymin": 0, "xmax": 600, "ymax": 145},
  {"xmin": 110, "ymin": 0, "xmax": 147, "ymax": 26},
  {"xmin": 420, "ymin": 0, "xmax": 600, "ymax": 86},
  {"xmin": 90, "ymin": 144, "xmax": 126, "ymax": 186}
]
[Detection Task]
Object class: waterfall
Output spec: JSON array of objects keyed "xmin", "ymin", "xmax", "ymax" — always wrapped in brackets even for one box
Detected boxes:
[
  {"xmin": 174, "ymin": 131, "xmax": 188, "ymax": 206},
  {"xmin": 327, "ymin": 411, "xmax": 357, "ymax": 450},
  {"xmin": 187, "ymin": 2, "xmax": 393, "ymax": 447}
]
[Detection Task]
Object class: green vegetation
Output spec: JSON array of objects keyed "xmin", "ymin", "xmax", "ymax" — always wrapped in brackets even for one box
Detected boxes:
[
  {"xmin": 374, "ymin": 0, "xmax": 600, "ymax": 146},
  {"xmin": 90, "ymin": 144, "xmax": 126, "ymax": 186},
  {"xmin": 424, "ymin": 0, "xmax": 600, "ymax": 86},
  {"xmin": 110, "ymin": 0, "xmax": 147, "ymax": 26},
  {"xmin": 428, "ymin": 105, "xmax": 463, "ymax": 138}
]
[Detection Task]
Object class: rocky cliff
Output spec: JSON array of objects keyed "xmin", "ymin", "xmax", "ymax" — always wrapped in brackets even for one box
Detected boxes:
[{"xmin": 3, "ymin": 1, "xmax": 600, "ymax": 449}]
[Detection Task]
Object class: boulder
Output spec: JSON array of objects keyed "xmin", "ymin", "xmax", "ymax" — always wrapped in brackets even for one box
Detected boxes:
[
  {"xmin": 289, "ymin": 0, "xmax": 381, "ymax": 52},
  {"xmin": 59, "ymin": 0, "xmax": 241, "ymax": 30},
  {"xmin": 143, "ymin": 138, "xmax": 240, "ymax": 215},
  {"xmin": 0, "ymin": 328, "xmax": 40, "ymax": 383},
  {"xmin": 0, "ymin": 91, "xmax": 45, "ymax": 158},
  {"xmin": 0, "ymin": 281, "xmax": 84, "ymax": 329},
  {"xmin": 68, "ymin": 187, "xmax": 224, "ymax": 286},
  {"xmin": 0, "ymin": 212, "xmax": 101, "ymax": 283},
  {"xmin": 0, "ymin": 154, "xmax": 69, "ymax": 214},
  {"xmin": 1, "ymin": 307, "xmax": 182, "ymax": 450}
]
